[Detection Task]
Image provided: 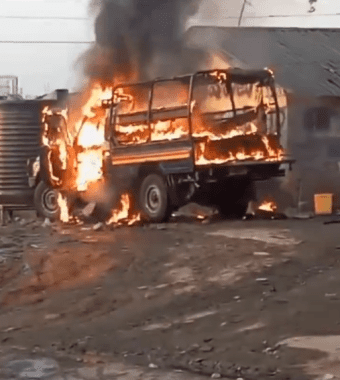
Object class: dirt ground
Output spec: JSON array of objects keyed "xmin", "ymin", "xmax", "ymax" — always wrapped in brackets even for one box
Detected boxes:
[{"xmin": 1, "ymin": 211, "xmax": 340, "ymax": 380}]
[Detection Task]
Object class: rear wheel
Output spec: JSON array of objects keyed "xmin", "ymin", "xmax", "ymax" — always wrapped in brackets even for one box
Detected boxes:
[
  {"xmin": 34, "ymin": 181, "xmax": 60, "ymax": 221},
  {"xmin": 216, "ymin": 178, "xmax": 255, "ymax": 218},
  {"xmin": 218, "ymin": 196, "xmax": 249, "ymax": 218},
  {"xmin": 138, "ymin": 174, "xmax": 171, "ymax": 223}
]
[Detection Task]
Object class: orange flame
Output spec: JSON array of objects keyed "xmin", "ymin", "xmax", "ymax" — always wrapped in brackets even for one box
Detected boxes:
[
  {"xmin": 72, "ymin": 84, "xmax": 112, "ymax": 191},
  {"xmin": 107, "ymin": 194, "xmax": 141, "ymax": 226},
  {"xmin": 57, "ymin": 193, "xmax": 70, "ymax": 223},
  {"xmin": 76, "ymin": 149, "xmax": 103, "ymax": 192},
  {"xmin": 258, "ymin": 200, "xmax": 277, "ymax": 212}
]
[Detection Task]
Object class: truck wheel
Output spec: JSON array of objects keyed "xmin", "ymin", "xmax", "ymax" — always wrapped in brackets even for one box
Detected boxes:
[
  {"xmin": 217, "ymin": 179, "xmax": 255, "ymax": 218},
  {"xmin": 139, "ymin": 174, "xmax": 170, "ymax": 223},
  {"xmin": 218, "ymin": 198, "xmax": 249, "ymax": 218},
  {"xmin": 34, "ymin": 181, "xmax": 60, "ymax": 221}
]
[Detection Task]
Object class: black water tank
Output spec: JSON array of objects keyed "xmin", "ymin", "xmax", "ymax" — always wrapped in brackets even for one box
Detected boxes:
[
  {"xmin": 0, "ymin": 100, "xmax": 53, "ymax": 206},
  {"xmin": 56, "ymin": 89, "xmax": 69, "ymax": 107}
]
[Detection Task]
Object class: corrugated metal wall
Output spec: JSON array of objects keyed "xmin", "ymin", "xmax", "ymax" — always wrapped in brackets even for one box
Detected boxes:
[{"xmin": 0, "ymin": 101, "xmax": 48, "ymax": 205}]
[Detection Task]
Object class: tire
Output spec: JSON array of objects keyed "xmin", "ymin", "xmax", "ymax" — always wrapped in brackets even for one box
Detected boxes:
[
  {"xmin": 216, "ymin": 178, "xmax": 255, "ymax": 219},
  {"xmin": 138, "ymin": 174, "xmax": 170, "ymax": 223},
  {"xmin": 34, "ymin": 181, "xmax": 60, "ymax": 221},
  {"xmin": 218, "ymin": 197, "xmax": 249, "ymax": 218}
]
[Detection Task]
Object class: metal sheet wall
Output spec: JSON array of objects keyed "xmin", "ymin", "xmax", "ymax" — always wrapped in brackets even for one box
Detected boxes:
[{"xmin": 0, "ymin": 101, "xmax": 46, "ymax": 205}]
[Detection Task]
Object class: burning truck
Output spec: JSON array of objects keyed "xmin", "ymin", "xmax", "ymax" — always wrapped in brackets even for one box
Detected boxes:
[{"xmin": 27, "ymin": 68, "xmax": 293, "ymax": 223}]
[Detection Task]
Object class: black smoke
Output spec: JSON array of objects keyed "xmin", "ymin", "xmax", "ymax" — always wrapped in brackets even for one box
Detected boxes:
[{"xmin": 84, "ymin": 0, "xmax": 206, "ymax": 85}]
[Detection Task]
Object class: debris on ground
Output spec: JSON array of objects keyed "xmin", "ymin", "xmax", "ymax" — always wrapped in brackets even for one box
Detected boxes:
[
  {"xmin": 93, "ymin": 222, "xmax": 104, "ymax": 231},
  {"xmin": 253, "ymin": 251, "xmax": 271, "ymax": 256},
  {"xmin": 81, "ymin": 202, "xmax": 97, "ymax": 218},
  {"xmin": 171, "ymin": 203, "xmax": 218, "ymax": 222},
  {"xmin": 42, "ymin": 218, "xmax": 52, "ymax": 228}
]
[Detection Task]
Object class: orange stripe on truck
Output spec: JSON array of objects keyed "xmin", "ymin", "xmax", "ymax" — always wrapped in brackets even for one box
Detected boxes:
[{"xmin": 111, "ymin": 149, "xmax": 191, "ymax": 165}]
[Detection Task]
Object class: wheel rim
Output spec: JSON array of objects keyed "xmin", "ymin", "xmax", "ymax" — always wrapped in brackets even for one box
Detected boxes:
[
  {"xmin": 145, "ymin": 185, "xmax": 161, "ymax": 215},
  {"xmin": 42, "ymin": 188, "xmax": 59, "ymax": 212}
]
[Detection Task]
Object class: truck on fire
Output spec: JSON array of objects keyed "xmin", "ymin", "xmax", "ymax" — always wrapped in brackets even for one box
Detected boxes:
[{"xmin": 28, "ymin": 68, "xmax": 293, "ymax": 222}]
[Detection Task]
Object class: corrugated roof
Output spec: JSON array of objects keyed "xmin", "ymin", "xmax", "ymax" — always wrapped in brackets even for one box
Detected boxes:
[{"xmin": 186, "ymin": 27, "xmax": 340, "ymax": 97}]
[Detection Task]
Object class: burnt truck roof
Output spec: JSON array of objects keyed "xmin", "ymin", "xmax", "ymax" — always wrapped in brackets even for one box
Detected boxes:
[
  {"xmin": 214, "ymin": 68, "xmax": 274, "ymax": 85},
  {"xmin": 113, "ymin": 68, "xmax": 274, "ymax": 91}
]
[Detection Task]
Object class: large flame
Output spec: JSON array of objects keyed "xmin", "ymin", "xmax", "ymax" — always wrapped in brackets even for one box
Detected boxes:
[
  {"xmin": 72, "ymin": 85, "xmax": 112, "ymax": 191},
  {"xmin": 76, "ymin": 149, "xmax": 104, "ymax": 192}
]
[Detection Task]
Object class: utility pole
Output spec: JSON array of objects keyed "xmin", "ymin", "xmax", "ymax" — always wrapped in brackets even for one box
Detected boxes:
[{"xmin": 238, "ymin": 0, "xmax": 247, "ymax": 26}]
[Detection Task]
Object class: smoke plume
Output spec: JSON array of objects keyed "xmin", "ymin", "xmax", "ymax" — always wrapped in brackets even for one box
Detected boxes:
[{"xmin": 84, "ymin": 0, "xmax": 206, "ymax": 85}]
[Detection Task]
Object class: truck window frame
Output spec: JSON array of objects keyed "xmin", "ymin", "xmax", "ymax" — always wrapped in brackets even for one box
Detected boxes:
[{"xmin": 109, "ymin": 69, "xmax": 280, "ymax": 148}]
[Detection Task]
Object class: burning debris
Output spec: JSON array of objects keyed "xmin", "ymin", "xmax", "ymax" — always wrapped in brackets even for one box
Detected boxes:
[
  {"xmin": 107, "ymin": 194, "xmax": 141, "ymax": 226},
  {"xmin": 244, "ymin": 200, "xmax": 287, "ymax": 220},
  {"xmin": 58, "ymin": 194, "xmax": 71, "ymax": 223},
  {"xmin": 258, "ymin": 201, "xmax": 277, "ymax": 213}
]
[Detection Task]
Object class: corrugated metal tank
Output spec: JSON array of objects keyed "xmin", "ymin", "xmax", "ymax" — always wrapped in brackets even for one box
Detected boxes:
[{"xmin": 0, "ymin": 100, "xmax": 54, "ymax": 206}]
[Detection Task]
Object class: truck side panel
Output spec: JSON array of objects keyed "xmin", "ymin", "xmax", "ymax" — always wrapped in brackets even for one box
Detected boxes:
[{"xmin": 110, "ymin": 139, "xmax": 193, "ymax": 167}]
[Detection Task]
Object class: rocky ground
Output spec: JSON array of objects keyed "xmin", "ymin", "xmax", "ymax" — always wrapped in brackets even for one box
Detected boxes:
[{"xmin": 0, "ymin": 210, "xmax": 340, "ymax": 380}]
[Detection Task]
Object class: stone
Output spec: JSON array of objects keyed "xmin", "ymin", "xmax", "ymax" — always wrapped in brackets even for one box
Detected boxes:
[
  {"xmin": 256, "ymin": 278, "xmax": 269, "ymax": 283},
  {"xmin": 42, "ymin": 218, "xmax": 52, "ymax": 227},
  {"xmin": 65, "ymin": 375, "xmax": 82, "ymax": 380},
  {"xmin": 82, "ymin": 202, "xmax": 96, "ymax": 218},
  {"xmin": 200, "ymin": 345, "xmax": 214, "ymax": 353},
  {"xmin": 93, "ymin": 222, "xmax": 104, "ymax": 231},
  {"xmin": 120, "ymin": 369, "xmax": 143, "ymax": 379},
  {"xmin": 211, "ymin": 374, "xmax": 221, "ymax": 379},
  {"xmin": 102, "ymin": 363, "xmax": 128, "ymax": 376},
  {"xmin": 325, "ymin": 293, "xmax": 338, "ymax": 300},
  {"xmin": 45, "ymin": 314, "xmax": 60, "ymax": 320},
  {"xmin": 7, "ymin": 358, "xmax": 59, "ymax": 378},
  {"xmin": 188, "ymin": 344, "xmax": 200, "ymax": 351},
  {"xmin": 148, "ymin": 363, "xmax": 158, "ymax": 369},
  {"xmin": 274, "ymin": 298, "xmax": 289, "ymax": 304},
  {"xmin": 77, "ymin": 367, "xmax": 98, "ymax": 379},
  {"xmin": 253, "ymin": 252, "xmax": 270, "ymax": 256},
  {"xmin": 154, "ymin": 283, "xmax": 169, "ymax": 289},
  {"xmin": 145, "ymin": 291, "xmax": 157, "ymax": 299},
  {"xmin": 322, "ymin": 375, "xmax": 335, "ymax": 380}
]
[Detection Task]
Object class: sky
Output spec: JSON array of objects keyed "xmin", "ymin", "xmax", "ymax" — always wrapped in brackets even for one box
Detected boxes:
[
  {"xmin": 0, "ymin": 0, "xmax": 340, "ymax": 97},
  {"xmin": 191, "ymin": 0, "xmax": 340, "ymax": 27}
]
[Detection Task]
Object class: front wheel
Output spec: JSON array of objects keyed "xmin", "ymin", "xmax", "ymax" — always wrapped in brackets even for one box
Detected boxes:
[
  {"xmin": 138, "ymin": 174, "xmax": 171, "ymax": 223},
  {"xmin": 34, "ymin": 181, "xmax": 60, "ymax": 221}
]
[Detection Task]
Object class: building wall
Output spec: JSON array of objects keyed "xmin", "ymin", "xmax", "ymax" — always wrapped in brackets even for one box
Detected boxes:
[{"xmin": 283, "ymin": 94, "xmax": 340, "ymax": 210}]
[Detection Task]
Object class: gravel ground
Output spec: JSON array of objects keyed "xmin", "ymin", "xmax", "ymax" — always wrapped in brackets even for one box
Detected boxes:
[{"xmin": 0, "ymin": 212, "xmax": 339, "ymax": 380}]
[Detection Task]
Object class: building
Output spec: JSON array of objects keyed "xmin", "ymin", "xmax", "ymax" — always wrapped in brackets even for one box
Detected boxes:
[
  {"xmin": 0, "ymin": 76, "xmax": 19, "ymax": 97},
  {"xmin": 186, "ymin": 27, "xmax": 340, "ymax": 211}
]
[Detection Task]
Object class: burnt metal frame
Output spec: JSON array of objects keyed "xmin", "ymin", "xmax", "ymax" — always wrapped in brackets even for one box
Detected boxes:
[{"xmin": 109, "ymin": 68, "xmax": 280, "ymax": 148}]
